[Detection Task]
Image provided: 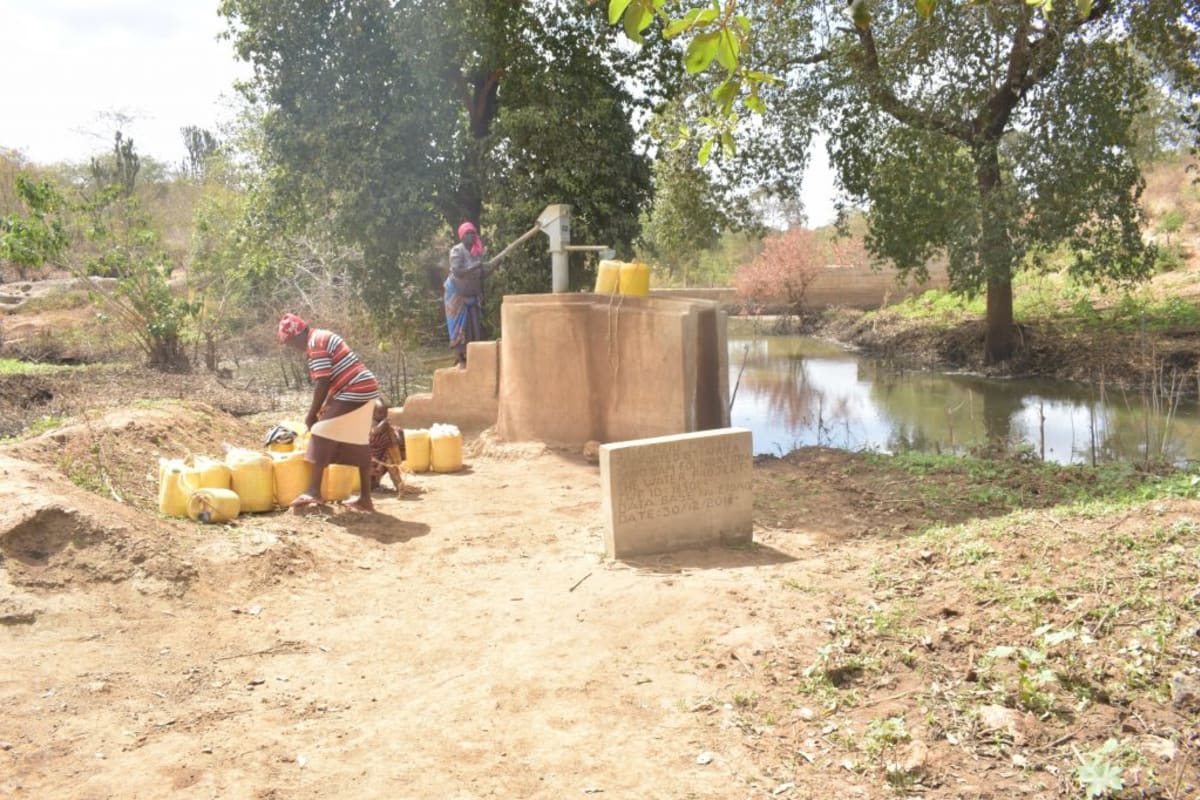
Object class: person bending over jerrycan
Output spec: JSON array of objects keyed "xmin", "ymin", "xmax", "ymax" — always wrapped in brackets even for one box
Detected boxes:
[{"xmin": 278, "ymin": 312, "xmax": 379, "ymax": 512}]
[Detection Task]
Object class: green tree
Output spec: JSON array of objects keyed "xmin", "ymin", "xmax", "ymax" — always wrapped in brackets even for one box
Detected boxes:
[
  {"xmin": 638, "ymin": 95, "xmax": 734, "ymax": 285},
  {"xmin": 614, "ymin": 0, "xmax": 1199, "ymax": 363},
  {"xmin": 83, "ymin": 134, "xmax": 196, "ymax": 370},
  {"xmin": 85, "ymin": 188, "xmax": 197, "ymax": 369},
  {"xmin": 0, "ymin": 174, "xmax": 68, "ymax": 280},
  {"xmin": 218, "ymin": 0, "xmax": 667, "ymax": 321},
  {"xmin": 188, "ymin": 97, "xmax": 327, "ymax": 364},
  {"xmin": 90, "ymin": 131, "xmax": 140, "ymax": 197},
  {"xmin": 219, "ymin": 0, "xmax": 450, "ymax": 303},
  {"xmin": 479, "ymin": 6, "xmax": 660, "ymax": 298},
  {"xmin": 181, "ymin": 126, "xmax": 220, "ymax": 181},
  {"xmin": 1156, "ymin": 208, "xmax": 1186, "ymax": 246},
  {"xmin": 189, "ymin": 153, "xmax": 269, "ymax": 370}
]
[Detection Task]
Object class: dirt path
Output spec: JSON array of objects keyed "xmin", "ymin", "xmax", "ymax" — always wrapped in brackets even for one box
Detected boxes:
[{"xmin": 0, "ymin": 442, "xmax": 852, "ymax": 799}]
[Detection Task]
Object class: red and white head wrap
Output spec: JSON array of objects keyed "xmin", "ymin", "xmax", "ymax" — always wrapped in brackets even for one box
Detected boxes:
[
  {"xmin": 277, "ymin": 313, "xmax": 308, "ymax": 344},
  {"xmin": 457, "ymin": 221, "xmax": 483, "ymax": 256}
]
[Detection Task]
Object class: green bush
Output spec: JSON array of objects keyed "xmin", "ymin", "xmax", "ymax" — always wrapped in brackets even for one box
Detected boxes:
[
  {"xmin": 1069, "ymin": 297, "xmax": 1102, "ymax": 327},
  {"xmin": 1154, "ymin": 243, "xmax": 1188, "ymax": 273},
  {"xmin": 1148, "ymin": 296, "xmax": 1200, "ymax": 329}
]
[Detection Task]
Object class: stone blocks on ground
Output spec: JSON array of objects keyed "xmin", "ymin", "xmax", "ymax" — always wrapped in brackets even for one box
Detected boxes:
[{"xmin": 600, "ymin": 428, "xmax": 752, "ymax": 559}]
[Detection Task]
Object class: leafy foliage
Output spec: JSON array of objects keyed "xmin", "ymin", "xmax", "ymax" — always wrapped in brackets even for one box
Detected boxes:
[
  {"xmin": 0, "ymin": 174, "xmax": 67, "ymax": 280},
  {"xmin": 180, "ymin": 126, "xmax": 219, "ymax": 181},
  {"xmin": 89, "ymin": 132, "xmax": 140, "ymax": 197},
  {"xmin": 219, "ymin": 0, "xmax": 667, "ymax": 328},
  {"xmin": 1074, "ymin": 739, "xmax": 1125, "ymax": 798},
  {"xmin": 479, "ymin": 5, "xmax": 656, "ymax": 297},
  {"xmin": 638, "ymin": 94, "xmax": 738, "ymax": 283},
  {"xmin": 82, "ymin": 136, "xmax": 197, "ymax": 370},
  {"xmin": 612, "ymin": 0, "xmax": 1200, "ymax": 366},
  {"xmin": 85, "ymin": 188, "xmax": 197, "ymax": 370},
  {"xmin": 1156, "ymin": 208, "xmax": 1185, "ymax": 245}
]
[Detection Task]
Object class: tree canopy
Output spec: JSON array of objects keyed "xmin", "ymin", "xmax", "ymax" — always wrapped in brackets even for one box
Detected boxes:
[
  {"xmin": 612, "ymin": 0, "xmax": 1200, "ymax": 363},
  {"xmin": 218, "ymin": 0, "xmax": 671, "ymax": 320}
]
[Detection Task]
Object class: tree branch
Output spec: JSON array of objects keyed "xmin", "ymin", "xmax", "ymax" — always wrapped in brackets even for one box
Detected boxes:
[
  {"xmin": 780, "ymin": 48, "xmax": 832, "ymax": 69},
  {"xmin": 977, "ymin": 0, "xmax": 1113, "ymax": 141},
  {"xmin": 856, "ymin": 27, "xmax": 973, "ymax": 141}
]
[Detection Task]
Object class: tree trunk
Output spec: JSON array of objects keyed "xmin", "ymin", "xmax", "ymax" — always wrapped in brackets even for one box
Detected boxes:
[
  {"xmin": 204, "ymin": 334, "xmax": 217, "ymax": 371},
  {"xmin": 984, "ymin": 277, "xmax": 1014, "ymax": 365},
  {"xmin": 446, "ymin": 68, "xmax": 502, "ymax": 229},
  {"xmin": 975, "ymin": 141, "xmax": 1015, "ymax": 364},
  {"xmin": 150, "ymin": 334, "xmax": 189, "ymax": 373}
]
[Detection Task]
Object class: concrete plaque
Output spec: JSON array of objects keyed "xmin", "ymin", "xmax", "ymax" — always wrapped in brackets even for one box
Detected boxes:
[{"xmin": 600, "ymin": 428, "xmax": 753, "ymax": 559}]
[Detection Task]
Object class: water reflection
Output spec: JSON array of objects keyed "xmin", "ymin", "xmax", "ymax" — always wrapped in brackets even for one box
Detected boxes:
[{"xmin": 728, "ymin": 334, "xmax": 1200, "ymax": 464}]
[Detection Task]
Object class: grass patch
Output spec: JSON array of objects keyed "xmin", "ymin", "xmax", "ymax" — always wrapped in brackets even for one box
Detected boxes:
[
  {"xmin": 19, "ymin": 288, "xmax": 92, "ymax": 314},
  {"xmin": 0, "ymin": 358, "xmax": 76, "ymax": 376},
  {"xmin": 883, "ymin": 268, "xmax": 1200, "ymax": 334},
  {"xmin": 23, "ymin": 415, "xmax": 67, "ymax": 437},
  {"xmin": 863, "ymin": 451, "xmax": 1183, "ymax": 518},
  {"xmin": 0, "ymin": 415, "xmax": 68, "ymax": 444},
  {"xmin": 751, "ymin": 453, "xmax": 1199, "ymax": 794}
]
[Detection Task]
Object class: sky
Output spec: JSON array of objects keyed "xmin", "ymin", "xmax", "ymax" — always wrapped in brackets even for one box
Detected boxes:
[
  {"xmin": 0, "ymin": 1, "xmax": 250, "ymax": 168},
  {"xmin": 0, "ymin": 0, "xmax": 838, "ymax": 226}
]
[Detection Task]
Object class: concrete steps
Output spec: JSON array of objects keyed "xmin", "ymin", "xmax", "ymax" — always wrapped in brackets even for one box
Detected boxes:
[{"xmin": 390, "ymin": 340, "xmax": 499, "ymax": 432}]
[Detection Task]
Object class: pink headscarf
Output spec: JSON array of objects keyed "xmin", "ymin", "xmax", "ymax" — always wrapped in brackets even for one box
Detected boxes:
[
  {"xmin": 457, "ymin": 221, "xmax": 484, "ymax": 257},
  {"xmin": 277, "ymin": 312, "xmax": 308, "ymax": 344}
]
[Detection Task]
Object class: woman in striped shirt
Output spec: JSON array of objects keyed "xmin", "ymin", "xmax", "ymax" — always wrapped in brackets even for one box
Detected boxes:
[{"xmin": 278, "ymin": 313, "xmax": 380, "ymax": 511}]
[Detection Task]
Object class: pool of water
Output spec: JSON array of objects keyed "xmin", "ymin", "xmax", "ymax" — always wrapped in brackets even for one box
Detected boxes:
[{"xmin": 727, "ymin": 333, "xmax": 1200, "ymax": 464}]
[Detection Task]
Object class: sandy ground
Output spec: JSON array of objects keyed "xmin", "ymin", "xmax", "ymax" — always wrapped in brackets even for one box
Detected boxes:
[{"xmin": 0, "ymin": 433, "xmax": 854, "ymax": 800}]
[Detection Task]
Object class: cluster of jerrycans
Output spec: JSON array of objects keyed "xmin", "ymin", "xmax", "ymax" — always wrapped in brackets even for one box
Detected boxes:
[
  {"xmin": 408, "ymin": 423, "xmax": 464, "ymax": 475},
  {"xmin": 157, "ymin": 421, "xmax": 357, "ymax": 524},
  {"xmin": 158, "ymin": 420, "xmax": 464, "ymax": 524},
  {"xmin": 593, "ymin": 259, "xmax": 650, "ymax": 296}
]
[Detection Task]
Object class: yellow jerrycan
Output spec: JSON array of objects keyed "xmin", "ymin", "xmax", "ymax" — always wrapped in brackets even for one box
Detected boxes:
[
  {"xmin": 430, "ymin": 423, "xmax": 464, "ymax": 473},
  {"xmin": 403, "ymin": 429, "xmax": 431, "ymax": 473},
  {"xmin": 321, "ymin": 463, "xmax": 360, "ymax": 502},
  {"xmin": 618, "ymin": 261, "xmax": 650, "ymax": 297},
  {"xmin": 225, "ymin": 448, "xmax": 275, "ymax": 513},
  {"xmin": 186, "ymin": 488, "xmax": 241, "ymax": 524},
  {"xmin": 272, "ymin": 450, "xmax": 312, "ymax": 507},
  {"xmin": 185, "ymin": 455, "xmax": 232, "ymax": 490},
  {"xmin": 594, "ymin": 259, "xmax": 621, "ymax": 294},
  {"xmin": 157, "ymin": 458, "xmax": 189, "ymax": 518},
  {"xmin": 265, "ymin": 419, "xmax": 306, "ymax": 453}
]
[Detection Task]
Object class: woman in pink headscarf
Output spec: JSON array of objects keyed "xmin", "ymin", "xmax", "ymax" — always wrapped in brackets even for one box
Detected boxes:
[{"xmin": 444, "ymin": 221, "xmax": 496, "ymax": 368}]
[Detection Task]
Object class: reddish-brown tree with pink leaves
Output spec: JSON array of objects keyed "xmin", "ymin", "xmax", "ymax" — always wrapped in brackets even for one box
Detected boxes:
[{"xmin": 734, "ymin": 228, "xmax": 848, "ymax": 318}]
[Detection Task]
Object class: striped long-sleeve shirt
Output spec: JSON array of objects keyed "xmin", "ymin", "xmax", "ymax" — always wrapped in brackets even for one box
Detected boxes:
[{"xmin": 306, "ymin": 329, "xmax": 380, "ymax": 403}]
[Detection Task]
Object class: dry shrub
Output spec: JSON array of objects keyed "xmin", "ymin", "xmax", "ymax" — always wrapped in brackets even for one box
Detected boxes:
[{"xmin": 733, "ymin": 229, "xmax": 870, "ymax": 317}]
